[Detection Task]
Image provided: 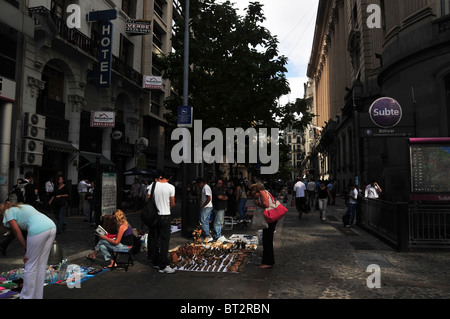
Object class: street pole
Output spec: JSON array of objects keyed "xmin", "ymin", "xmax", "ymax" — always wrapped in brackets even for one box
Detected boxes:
[{"xmin": 181, "ymin": 0, "xmax": 190, "ymax": 237}]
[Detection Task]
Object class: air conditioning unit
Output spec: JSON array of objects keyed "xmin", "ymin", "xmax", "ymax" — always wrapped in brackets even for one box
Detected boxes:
[
  {"xmin": 23, "ymin": 125, "xmax": 46, "ymax": 140},
  {"xmin": 22, "ymin": 152, "xmax": 43, "ymax": 166},
  {"xmin": 24, "ymin": 113, "xmax": 46, "ymax": 128},
  {"xmin": 22, "ymin": 138, "xmax": 44, "ymax": 153}
]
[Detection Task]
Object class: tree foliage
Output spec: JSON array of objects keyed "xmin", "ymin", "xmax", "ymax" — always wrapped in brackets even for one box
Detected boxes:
[{"xmin": 158, "ymin": 0, "xmax": 294, "ymax": 131}]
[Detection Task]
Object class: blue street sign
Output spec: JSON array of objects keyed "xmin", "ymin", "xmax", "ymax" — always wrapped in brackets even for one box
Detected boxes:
[{"xmin": 177, "ymin": 106, "xmax": 193, "ymax": 127}]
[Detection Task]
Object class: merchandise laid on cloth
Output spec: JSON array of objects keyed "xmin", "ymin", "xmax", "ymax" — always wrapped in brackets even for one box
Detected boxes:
[
  {"xmin": 0, "ymin": 259, "xmax": 107, "ymax": 298},
  {"xmin": 168, "ymin": 234, "xmax": 258, "ymax": 273}
]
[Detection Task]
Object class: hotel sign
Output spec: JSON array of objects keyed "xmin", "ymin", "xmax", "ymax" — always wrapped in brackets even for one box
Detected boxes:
[
  {"xmin": 126, "ymin": 19, "xmax": 152, "ymax": 35},
  {"xmin": 90, "ymin": 111, "xmax": 115, "ymax": 128}
]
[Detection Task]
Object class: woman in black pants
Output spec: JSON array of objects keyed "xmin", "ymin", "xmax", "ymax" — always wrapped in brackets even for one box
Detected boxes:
[{"xmin": 252, "ymin": 182, "xmax": 277, "ymax": 269}]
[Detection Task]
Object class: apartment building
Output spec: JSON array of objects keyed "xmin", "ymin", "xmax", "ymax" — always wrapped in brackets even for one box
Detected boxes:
[
  {"xmin": 307, "ymin": 0, "xmax": 450, "ymax": 201},
  {"xmin": 0, "ymin": 0, "xmax": 175, "ymax": 202}
]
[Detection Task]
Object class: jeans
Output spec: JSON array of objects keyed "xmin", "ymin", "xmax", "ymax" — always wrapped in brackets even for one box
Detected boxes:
[
  {"xmin": 213, "ymin": 209, "xmax": 225, "ymax": 239},
  {"xmin": 238, "ymin": 198, "xmax": 248, "ymax": 219},
  {"xmin": 200, "ymin": 207, "xmax": 213, "ymax": 237},
  {"xmin": 346, "ymin": 203, "xmax": 357, "ymax": 225},
  {"xmin": 148, "ymin": 215, "xmax": 172, "ymax": 269},
  {"xmin": 55, "ymin": 203, "xmax": 67, "ymax": 233},
  {"xmin": 95, "ymin": 239, "xmax": 129, "ymax": 261},
  {"xmin": 85, "ymin": 201, "xmax": 95, "ymax": 223},
  {"xmin": 318, "ymin": 198, "xmax": 328, "ymax": 219}
]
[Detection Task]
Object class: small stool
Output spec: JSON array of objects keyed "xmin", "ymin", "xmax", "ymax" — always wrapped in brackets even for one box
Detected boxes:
[
  {"xmin": 223, "ymin": 216, "xmax": 233, "ymax": 230},
  {"xmin": 111, "ymin": 246, "xmax": 134, "ymax": 271}
]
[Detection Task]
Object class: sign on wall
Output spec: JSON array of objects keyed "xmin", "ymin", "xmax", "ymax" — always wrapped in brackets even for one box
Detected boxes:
[
  {"xmin": 143, "ymin": 75, "xmax": 163, "ymax": 89},
  {"xmin": 90, "ymin": 111, "xmax": 115, "ymax": 127},
  {"xmin": 126, "ymin": 19, "xmax": 152, "ymax": 35}
]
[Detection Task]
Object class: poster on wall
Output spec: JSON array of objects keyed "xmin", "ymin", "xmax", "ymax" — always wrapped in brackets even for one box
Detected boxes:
[
  {"xmin": 101, "ymin": 172, "xmax": 117, "ymax": 216},
  {"xmin": 409, "ymin": 138, "xmax": 450, "ymax": 201}
]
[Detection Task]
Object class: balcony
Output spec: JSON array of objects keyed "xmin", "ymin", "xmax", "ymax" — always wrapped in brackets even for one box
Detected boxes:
[{"xmin": 28, "ymin": 6, "xmax": 144, "ymax": 88}]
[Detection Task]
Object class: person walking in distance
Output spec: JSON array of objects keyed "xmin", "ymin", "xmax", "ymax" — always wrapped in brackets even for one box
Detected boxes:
[
  {"xmin": 317, "ymin": 181, "xmax": 333, "ymax": 221},
  {"xmin": 147, "ymin": 170, "xmax": 176, "ymax": 274},
  {"xmin": 365, "ymin": 180, "xmax": 382, "ymax": 199},
  {"xmin": 293, "ymin": 177, "xmax": 307, "ymax": 218},
  {"xmin": 49, "ymin": 176, "xmax": 70, "ymax": 234},
  {"xmin": 77, "ymin": 178, "xmax": 91, "ymax": 216}
]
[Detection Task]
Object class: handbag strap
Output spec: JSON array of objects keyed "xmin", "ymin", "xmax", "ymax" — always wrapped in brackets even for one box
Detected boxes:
[{"xmin": 263, "ymin": 190, "xmax": 278, "ymax": 208}]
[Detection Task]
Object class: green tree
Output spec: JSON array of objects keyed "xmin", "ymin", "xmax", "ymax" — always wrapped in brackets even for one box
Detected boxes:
[{"xmin": 159, "ymin": 0, "xmax": 291, "ymax": 131}]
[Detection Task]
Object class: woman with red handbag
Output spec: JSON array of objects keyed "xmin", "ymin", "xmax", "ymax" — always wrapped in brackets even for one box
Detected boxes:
[{"xmin": 251, "ymin": 182, "xmax": 277, "ymax": 269}]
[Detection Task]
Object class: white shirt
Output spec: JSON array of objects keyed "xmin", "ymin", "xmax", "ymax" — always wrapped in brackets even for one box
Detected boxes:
[
  {"xmin": 365, "ymin": 185, "xmax": 380, "ymax": 199},
  {"xmin": 349, "ymin": 188, "xmax": 358, "ymax": 204},
  {"xmin": 149, "ymin": 182, "xmax": 175, "ymax": 215},
  {"xmin": 77, "ymin": 180, "xmax": 91, "ymax": 193},
  {"xmin": 293, "ymin": 181, "xmax": 306, "ymax": 198},
  {"xmin": 45, "ymin": 181, "xmax": 54, "ymax": 193},
  {"xmin": 201, "ymin": 184, "xmax": 213, "ymax": 208}
]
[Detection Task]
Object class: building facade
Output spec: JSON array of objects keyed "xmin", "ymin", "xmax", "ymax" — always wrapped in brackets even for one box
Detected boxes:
[
  {"xmin": 307, "ymin": 0, "xmax": 450, "ymax": 201},
  {"xmin": 0, "ymin": 0, "xmax": 176, "ymax": 204}
]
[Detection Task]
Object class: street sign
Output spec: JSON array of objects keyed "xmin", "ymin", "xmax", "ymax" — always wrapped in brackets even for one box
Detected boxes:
[{"xmin": 177, "ymin": 106, "xmax": 193, "ymax": 128}]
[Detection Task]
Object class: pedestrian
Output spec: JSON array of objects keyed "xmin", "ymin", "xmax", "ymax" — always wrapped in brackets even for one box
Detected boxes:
[
  {"xmin": 84, "ymin": 181, "xmax": 95, "ymax": 224},
  {"xmin": 365, "ymin": 180, "xmax": 382, "ymax": 199},
  {"xmin": 344, "ymin": 183, "xmax": 358, "ymax": 227},
  {"xmin": 0, "ymin": 201, "xmax": 56, "ymax": 299},
  {"xmin": 147, "ymin": 170, "xmax": 176, "ymax": 273},
  {"xmin": 49, "ymin": 176, "xmax": 70, "ymax": 234},
  {"xmin": 196, "ymin": 178, "xmax": 213, "ymax": 239},
  {"xmin": 131, "ymin": 178, "xmax": 142, "ymax": 210},
  {"xmin": 251, "ymin": 182, "xmax": 277, "ymax": 269},
  {"xmin": 327, "ymin": 180, "xmax": 336, "ymax": 205},
  {"xmin": 293, "ymin": 177, "xmax": 307, "ymax": 218},
  {"xmin": 235, "ymin": 179, "xmax": 248, "ymax": 220},
  {"xmin": 317, "ymin": 181, "xmax": 333, "ymax": 221},
  {"xmin": 225, "ymin": 180, "xmax": 236, "ymax": 217},
  {"xmin": 77, "ymin": 178, "xmax": 91, "ymax": 216},
  {"xmin": 44, "ymin": 177, "xmax": 55, "ymax": 210},
  {"xmin": 85, "ymin": 209, "xmax": 134, "ymax": 269},
  {"xmin": 306, "ymin": 179, "xmax": 316, "ymax": 211},
  {"xmin": 212, "ymin": 179, "xmax": 228, "ymax": 241}
]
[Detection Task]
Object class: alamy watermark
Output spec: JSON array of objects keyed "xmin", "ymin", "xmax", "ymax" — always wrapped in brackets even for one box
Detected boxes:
[
  {"xmin": 171, "ymin": 120, "xmax": 279, "ymax": 175},
  {"xmin": 366, "ymin": 264, "xmax": 381, "ymax": 289}
]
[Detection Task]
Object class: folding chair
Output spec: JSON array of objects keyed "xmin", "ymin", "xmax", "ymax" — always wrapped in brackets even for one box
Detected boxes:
[{"xmin": 111, "ymin": 246, "xmax": 134, "ymax": 271}]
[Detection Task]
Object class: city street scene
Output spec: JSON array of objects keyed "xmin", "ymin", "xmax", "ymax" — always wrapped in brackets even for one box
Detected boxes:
[{"xmin": 1, "ymin": 0, "xmax": 450, "ymax": 309}]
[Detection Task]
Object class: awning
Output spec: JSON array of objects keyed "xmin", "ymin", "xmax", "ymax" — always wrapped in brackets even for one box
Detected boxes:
[
  {"xmin": 44, "ymin": 139, "xmax": 79, "ymax": 153},
  {"xmin": 79, "ymin": 151, "xmax": 115, "ymax": 168}
]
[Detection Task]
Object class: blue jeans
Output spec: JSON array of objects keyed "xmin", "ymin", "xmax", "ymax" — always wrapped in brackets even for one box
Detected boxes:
[
  {"xmin": 346, "ymin": 203, "xmax": 357, "ymax": 225},
  {"xmin": 238, "ymin": 198, "xmax": 247, "ymax": 219},
  {"xmin": 213, "ymin": 209, "xmax": 225, "ymax": 239},
  {"xmin": 200, "ymin": 207, "xmax": 213, "ymax": 237},
  {"xmin": 95, "ymin": 239, "xmax": 129, "ymax": 261}
]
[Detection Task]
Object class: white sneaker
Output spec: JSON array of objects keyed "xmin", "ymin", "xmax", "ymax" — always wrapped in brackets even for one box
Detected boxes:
[
  {"xmin": 217, "ymin": 236, "xmax": 227, "ymax": 243},
  {"xmin": 159, "ymin": 265, "xmax": 175, "ymax": 274}
]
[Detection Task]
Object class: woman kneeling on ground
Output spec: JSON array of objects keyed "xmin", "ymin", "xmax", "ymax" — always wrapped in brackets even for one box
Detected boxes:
[{"xmin": 86, "ymin": 209, "xmax": 134, "ymax": 268}]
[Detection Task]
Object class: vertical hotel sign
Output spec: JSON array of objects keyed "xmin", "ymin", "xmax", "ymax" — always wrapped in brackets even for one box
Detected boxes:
[{"xmin": 87, "ymin": 9, "xmax": 117, "ymax": 87}]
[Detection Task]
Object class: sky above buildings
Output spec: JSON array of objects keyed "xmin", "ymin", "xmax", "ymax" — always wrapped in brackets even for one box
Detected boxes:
[{"xmin": 233, "ymin": 0, "xmax": 319, "ymax": 105}]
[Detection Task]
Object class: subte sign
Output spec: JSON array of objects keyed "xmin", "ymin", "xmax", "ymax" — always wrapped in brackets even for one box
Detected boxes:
[{"xmin": 369, "ymin": 97, "xmax": 403, "ymax": 128}]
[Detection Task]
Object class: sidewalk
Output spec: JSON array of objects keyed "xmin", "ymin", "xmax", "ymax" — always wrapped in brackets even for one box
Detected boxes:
[{"xmin": 1, "ymin": 198, "xmax": 450, "ymax": 300}]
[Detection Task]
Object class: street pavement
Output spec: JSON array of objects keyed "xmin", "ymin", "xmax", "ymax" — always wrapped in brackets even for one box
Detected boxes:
[{"xmin": 2, "ymin": 197, "xmax": 450, "ymax": 307}]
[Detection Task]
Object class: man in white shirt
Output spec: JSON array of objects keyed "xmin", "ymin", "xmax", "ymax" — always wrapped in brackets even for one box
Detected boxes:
[
  {"xmin": 77, "ymin": 178, "xmax": 91, "ymax": 216},
  {"xmin": 147, "ymin": 170, "xmax": 176, "ymax": 274},
  {"xmin": 293, "ymin": 177, "xmax": 307, "ymax": 218},
  {"xmin": 365, "ymin": 180, "xmax": 382, "ymax": 199},
  {"xmin": 344, "ymin": 184, "xmax": 358, "ymax": 227},
  {"xmin": 196, "ymin": 178, "xmax": 213, "ymax": 240}
]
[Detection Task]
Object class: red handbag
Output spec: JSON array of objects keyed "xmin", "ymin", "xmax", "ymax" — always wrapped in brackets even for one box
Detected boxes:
[{"xmin": 264, "ymin": 192, "xmax": 288, "ymax": 223}]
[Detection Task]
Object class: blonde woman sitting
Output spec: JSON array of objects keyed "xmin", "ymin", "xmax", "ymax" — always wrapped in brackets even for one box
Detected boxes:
[{"xmin": 86, "ymin": 210, "xmax": 134, "ymax": 268}]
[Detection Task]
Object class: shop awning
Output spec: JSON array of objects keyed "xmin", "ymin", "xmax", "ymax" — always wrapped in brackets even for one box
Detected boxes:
[
  {"xmin": 79, "ymin": 151, "xmax": 115, "ymax": 168},
  {"xmin": 44, "ymin": 139, "xmax": 79, "ymax": 153}
]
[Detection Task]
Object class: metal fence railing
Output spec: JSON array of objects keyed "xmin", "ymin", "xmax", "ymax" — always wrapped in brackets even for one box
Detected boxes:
[
  {"xmin": 359, "ymin": 199, "xmax": 450, "ymax": 250},
  {"xmin": 408, "ymin": 202, "xmax": 450, "ymax": 248}
]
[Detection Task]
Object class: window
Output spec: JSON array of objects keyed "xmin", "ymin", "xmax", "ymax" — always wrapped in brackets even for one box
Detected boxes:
[
  {"xmin": 445, "ymin": 74, "xmax": 450, "ymax": 134},
  {"xmin": 443, "ymin": 0, "xmax": 450, "ymax": 16},
  {"xmin": 122, "ymin": 0, "xmax": 136, "ymax": 18},
  {"xmin": 120, "ymin": 34, "xmax": 134, "ymax": 67}
]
